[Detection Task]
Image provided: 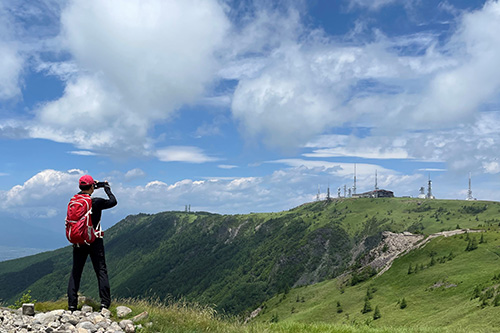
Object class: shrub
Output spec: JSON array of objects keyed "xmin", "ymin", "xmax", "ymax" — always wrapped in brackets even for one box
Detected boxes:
[{"xmin": 9, "ymin": 290, "xmax": 36, "ymax": 309}]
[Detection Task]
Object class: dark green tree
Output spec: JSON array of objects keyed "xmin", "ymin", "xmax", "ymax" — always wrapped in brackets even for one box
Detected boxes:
[
  {"xmin": 493, "ymin": 294, "xmax": 500, "ymax": 307},
  {"xmin": 336, "ymin": 301, "xmax": 343, "ymax": 313},
  {"xmin": 408, "ymin": 263, "xmax": 413, "ymax": 275},
  {"xmin": 366, "ymin": 287, "xmax": 373, "ymax": 300},
  {"xmin": 466, "ymin": 237, "xmax": 478, "ymax": 251},
  {"xmin": 400, "ymin": 298, "xmax": 407, "ymax": 309},
  {"xmin": 373, "ymin": 305, "xmax": 381, "ymax": 320},
  {"xmin": 361, "ymin": 299, "xmax": 372, "ymax": 314}
]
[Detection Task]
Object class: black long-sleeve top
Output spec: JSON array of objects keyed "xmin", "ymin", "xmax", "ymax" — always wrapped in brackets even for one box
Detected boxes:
[{"xmin": 79, "ymin": 186, "xmax": 117, "ymax": 229}]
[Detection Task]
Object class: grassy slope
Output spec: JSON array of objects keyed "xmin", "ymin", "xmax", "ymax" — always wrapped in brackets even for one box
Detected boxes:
[
  {"xmin": 34, "ymin": 297, "xmax": 457, "ymax": 333},
  {"xmin": 2, "ymin": 198, "xmax": 500, "ymax": 330},
  {"xmin": 255, "ymin": 228, "xmax": 500, "ymax": 332}
]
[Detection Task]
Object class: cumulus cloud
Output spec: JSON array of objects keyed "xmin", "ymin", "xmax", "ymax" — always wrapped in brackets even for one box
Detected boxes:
[
  {"xmin": 413, "ymin": 1, "xmax": 500, "ymax": 124},
  {"xmin": 0, "ymin": 169, "xmax": 85, "ymax": 223},
  {"xmin": 230, "ymin": 0, "xmax": 500, "ymax": 156},
  {"xmin": 23, "ymin": 0, "xmax": 230, "ymax": 154},
  {"xmin": 1, "ymin": 166, "xmax": 426, "ymax": 230}
]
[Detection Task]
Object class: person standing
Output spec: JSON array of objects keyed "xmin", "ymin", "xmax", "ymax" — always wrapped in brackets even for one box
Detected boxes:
[{"xmin": 67, "ymin": 175, "xmax": 117, "ymax": 311}]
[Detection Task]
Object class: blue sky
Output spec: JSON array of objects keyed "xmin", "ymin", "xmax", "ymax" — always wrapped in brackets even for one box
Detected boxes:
[{"xmin": 2, "ymin": 0, "xmax": 500, "ymax": 250}]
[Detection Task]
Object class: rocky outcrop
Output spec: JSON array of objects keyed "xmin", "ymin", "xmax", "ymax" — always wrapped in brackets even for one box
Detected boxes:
[
  {"xmin": 363, "ymin": 229, "xmax": 484, "ymax": 276},
  {"xmin": 0, "ymin": 305, "xmax": 149, "ymax": 333},
  {"xmin": 363, "ymin": 231, "xmax": 425, "ymax": 275}
]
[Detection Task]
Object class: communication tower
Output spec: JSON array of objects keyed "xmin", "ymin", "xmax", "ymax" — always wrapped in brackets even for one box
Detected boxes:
[
  {"xmin": 353, "ymin": 164, "xmax": 357, "ymax": 195},
  {"xmin": 466, "ymin": 172, "xmax": 476, "ymax": 201},
  {"xmin": 327, "ymin": 184, "xmax": 331, "ymax": 201},
  {"xmin": 316, "ymin": 185, "xmax": 320, "ymax": 201},
  {"xmin": 375, "ymin": 170, "xmax": 379, "ymax": 191},
  {"xmin": 343, "ymin": 185, "xmax": 347, "ymax": 198},
  {"xmin": 338, "ymin": 187, "xmax": 341, "ymax": 198},
  {"xmin": 426, "ymin": 175, "xmax": 435, "ymax": 199}
]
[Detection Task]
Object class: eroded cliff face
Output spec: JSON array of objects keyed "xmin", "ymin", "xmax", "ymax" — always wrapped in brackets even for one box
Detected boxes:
[{"xmin": 360, "ymin": 229, "xmax": 484, "ymax": 276}]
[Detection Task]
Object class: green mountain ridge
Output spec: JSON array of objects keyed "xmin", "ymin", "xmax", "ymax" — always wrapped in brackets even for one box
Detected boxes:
[{"xmin": 1, "ymin": 198, "xmax": 499, "ymax": 331}]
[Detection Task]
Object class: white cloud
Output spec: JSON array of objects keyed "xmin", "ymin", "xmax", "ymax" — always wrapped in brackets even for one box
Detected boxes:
[
  {"xmin": 270, "ymin": 159, "xmax": 396, "ymax": 178},
  {"xmin": 218, "ymin": 164, "xmax": 238, "ymax": 169},
  {"xmin": 412, "ymin": 1, "xmax": 500, "ymax": 125},
  {"xmin": 0, "ymin": 3, "xmax": 24, "ymax": 101},
  {"xmin": 303, "ymin": 147, "xmax": 410, "ymax": 159},
  {"xmin": 0, "ymin": 42, "xmax": 23, "ymax": 100},
  {"xmin": 21, "ymin": 0, "xmax": 230, "ymax": 154},
  {"xmin": 229, "ymin": 0, "xmax": 500, "ymax": 160},
  {"xmin": 347, "ymin": 0, "xmax": 398, "ymax": 11},
  {"xmin": 0, "ymin": 169, "xmax": 85, "ymax": 222},
  {"xmin": 156, "ymin": 146, "xmax": 219, "ymax": 163},
  {"xmin": 68, "ymin": 150, "xmax": 98, "ymax": 156},
  {"xmin": 483, "ymin": 161, "xmax": 500, "ymax": 174},
  {"xmin": 124, "ymin": 168, "xmax": 146, "ymax": 181}
]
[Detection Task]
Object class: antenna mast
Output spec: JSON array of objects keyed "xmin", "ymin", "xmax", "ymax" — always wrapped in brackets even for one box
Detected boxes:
[
  {"xmin": 353, "ymin": 163, "xmax": 357, "ymax": 195},
  {"xmin": 427, "ymin": 174, "xmax": 433, "ymax": 199},
  {"xmin": 466, "ymin": 172, "xmax": 475, "ymax": 200},
  {"xmin": 375, "ymin": 170, "xmax": 379, "ymax": 191}
]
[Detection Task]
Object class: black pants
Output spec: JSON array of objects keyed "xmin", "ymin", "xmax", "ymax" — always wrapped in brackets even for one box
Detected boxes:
[{"xmin": 67, "ymin": 238, "xmax": 111, "ymax": 309}]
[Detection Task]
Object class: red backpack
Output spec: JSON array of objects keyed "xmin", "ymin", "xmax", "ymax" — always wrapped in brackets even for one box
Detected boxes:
[{"xmin": 65, "ymin": 194, "xmax": 96, "ymax": 245}]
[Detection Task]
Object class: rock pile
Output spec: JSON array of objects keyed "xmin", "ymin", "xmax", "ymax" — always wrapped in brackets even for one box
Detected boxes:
[{"xmin": 0, "ymin": 304, "xmax": 149, "ymax": 333}]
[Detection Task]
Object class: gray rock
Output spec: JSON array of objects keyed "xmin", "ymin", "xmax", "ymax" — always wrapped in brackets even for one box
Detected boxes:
[
  {"xmin": 124, "ymin": 323, "xmax": 135, "ymax": 333},
  {"xmin": 116, "ymin": 306, "xmax": 132, "ymax": 318},
  {"xmin": 90, "ymin": 313, "xmax": 106, "ymax": 324},
  {"xmin": 13, "ymin": 318, "xmax": 25, "ymax": 327},
  {"xmin": 49, "ymin": 309, "xmax": 65, "ymax": 316},
  {"xmin": 118, "ymin": 319, "xmax": 133, "ymax": 329},
  {"xmin": 81, "ymin": 305, "xmax": 94, "ymax": 314},
  {"xmin": 97, "ymin": 319, "xmax": 111, "ymax": 329},
  {"xmin": 60, "ymin": 322, "xmax": 77, "ymax": 331},
  {"xmin": 22, "ymin": 303, "xmax": 35, "ymax": 316},
  {"xmin": 101, "ymin": 307, "xmax": 111, "ymax": 319},
  {"xmin": 77, "ymin": 320, "xmax": 97, "ymax": 332},
  {"xmin": 35, "ymin": 313, "xmax": 57, "ymax": 326},
  {"xmin": 109, "ymin": 321, "xmax": 122, "ymax": 331}
]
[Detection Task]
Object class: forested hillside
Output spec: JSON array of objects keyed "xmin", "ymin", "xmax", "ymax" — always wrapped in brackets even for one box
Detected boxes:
[{"xmin": 1, "ymin": 198, "xmax": 499, "ymax": 317}]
